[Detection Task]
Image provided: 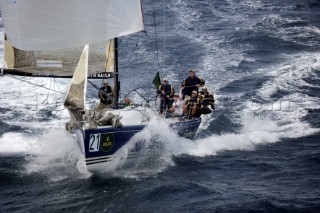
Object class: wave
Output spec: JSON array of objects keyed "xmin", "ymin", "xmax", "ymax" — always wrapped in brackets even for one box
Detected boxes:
[{"xmin": 0, "ymin": 129, "xmax": 91, "ymax": 181}]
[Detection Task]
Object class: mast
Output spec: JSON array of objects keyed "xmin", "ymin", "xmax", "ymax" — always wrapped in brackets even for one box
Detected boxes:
[{"xmin": 114, "ymin": 38, "xmax": 120, "ymax": 107}]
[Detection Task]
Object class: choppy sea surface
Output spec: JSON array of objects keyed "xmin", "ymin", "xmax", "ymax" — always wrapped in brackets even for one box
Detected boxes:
[{"xmin": 1, "ymin": 0, "xmax": 320, "ymax": 212}]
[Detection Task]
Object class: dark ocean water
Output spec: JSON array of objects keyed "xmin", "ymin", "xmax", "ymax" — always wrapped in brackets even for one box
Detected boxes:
[{"xmin": 1, "ymin": 0, "xmax": 320, "ymax": 212}]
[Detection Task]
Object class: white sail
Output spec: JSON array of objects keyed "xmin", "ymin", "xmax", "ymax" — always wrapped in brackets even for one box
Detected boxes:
[
  {"xmin": 64, "ymin": 45, "xmax": 89, "ymax": 125},
  {"xmin": 0, "ymin": 0, "xmax": 144, "ymax": 51},
  {"xmin": 3, "ymin": 37, "xmax": 113, "ymax": 77},
  {"xmin": 3, "ymin": 37, "xmax": 14, "ymax": 69}
]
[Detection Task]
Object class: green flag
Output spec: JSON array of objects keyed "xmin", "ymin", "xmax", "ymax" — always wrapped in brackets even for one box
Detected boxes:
[{"xmin": 152, "ymin": 71, "xmax": 161, "ymax": 89}]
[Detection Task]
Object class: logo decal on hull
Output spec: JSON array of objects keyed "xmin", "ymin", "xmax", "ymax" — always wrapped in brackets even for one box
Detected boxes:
[{"xmin": 100, "ymin": 133, "xmax": 115, "ymax": 152}]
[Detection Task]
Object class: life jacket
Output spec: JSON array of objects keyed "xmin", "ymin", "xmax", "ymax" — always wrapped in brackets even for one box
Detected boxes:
[
  {"xmin": 182, "ymin": 76, "xmax": 204, "ymax": 96},
  {"xmin": 198, "ymin": 91, "xmax": 214, "ymax": 114},
  {"xmin": 158, "ymin": 84, "xmax": 174, "ymax": 98},
  {"xmin": 184, "ymin": 97, "xmax": 201, "ymax": 116},
  {"xmin": 199, "ymin": 91, "xmax": 214, "ymax": 106}
]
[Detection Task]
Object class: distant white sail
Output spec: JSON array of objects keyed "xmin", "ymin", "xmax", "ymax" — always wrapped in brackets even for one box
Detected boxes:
[{"xmin": 0, "ymin": 0, "xmax": 144, "ymax": 51}]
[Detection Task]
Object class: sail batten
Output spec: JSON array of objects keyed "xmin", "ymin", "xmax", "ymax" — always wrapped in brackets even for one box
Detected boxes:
[{"xmin": 0, "ymin": 0, "xmax": 144, "ymax": 51}]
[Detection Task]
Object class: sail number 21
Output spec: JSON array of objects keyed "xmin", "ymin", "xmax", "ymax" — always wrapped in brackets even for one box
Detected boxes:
[{"xmin": 89, "ymin": 134, "xmax": 101, "ymax": 152}]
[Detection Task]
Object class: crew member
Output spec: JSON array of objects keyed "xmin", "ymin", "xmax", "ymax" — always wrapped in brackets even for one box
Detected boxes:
[
  {"xmin": 181, "ymin": 70, "xmax": 205, "ymax": 99},
  {"xmin": 96, "ymin": 80, "xmax": 113, "ymax": 111},
  {"xmin": 158, "ymin": 78, "xmax": 175, "ymax": 114},
  {"xmin": 169, "ymin": 94, "xmax": 184, "ymax": 117},
  {"xmin": 198, "ymin": 87, "xmax": 215, "ymax": 114},
  {"xmin": 184, "ymin": 90, "xmax": 201, "ymax": 119}
]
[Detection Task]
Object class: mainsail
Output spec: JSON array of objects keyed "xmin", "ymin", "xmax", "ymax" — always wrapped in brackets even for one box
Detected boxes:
[
  {"xmin": 0, "ymin": 0, "xmax": 144, "ymax": 78},
  {"xmin": 0, "ymin": 0, "xmax": 144, "ymax": 51}
]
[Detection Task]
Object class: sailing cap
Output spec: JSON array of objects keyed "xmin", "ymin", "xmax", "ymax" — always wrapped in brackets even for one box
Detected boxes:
[
  {"xmin": 163, "ymin": 78, "xmax": 168, "ymax": 82},
  {"xmin": 192, "ymin": 90, "xmax": 197, "ymax": 94},
  {"xmin": 102, "ymin": 80, "xmax": 108, "ymax": 84}
]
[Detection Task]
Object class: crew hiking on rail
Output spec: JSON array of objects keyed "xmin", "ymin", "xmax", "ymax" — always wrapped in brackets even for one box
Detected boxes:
[{"xmin": 158, "ymin": 69, "xmax": 215, "ymax": 118}]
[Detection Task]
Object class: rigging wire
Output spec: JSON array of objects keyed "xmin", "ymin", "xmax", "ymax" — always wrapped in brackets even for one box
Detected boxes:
[
  {"xmin": 163, "ymin": 0, "xmax": 166, "ymax": 67},
  {"xmin": 44, "ymin": 77, "xmax": 53, "ymax": 104},
  {"xmin": 122, "ymin": 42, "xmax": 140, "ymax": 74},
  {"xmin": 122, "ymin": 86, "xmax": 158, "ymax": 103},
  {"xmin": 121, "ymin": 87, "xmax": 160, "ymax": 115},
  {"xmin": 87, "ymin": 80, "xmax": 100, "ymax": 90},
  {"xmin": 7, "ymin": 76, "xmax": 64, "ymax": 94},
  {"xmin": 53, "ymin": 77, "xmax": 64, "ymax": 98},
  {"xmin": 151, "ymin": 0, "xmax": 161, "ymax": 68},
  {"xmin": 143, "ymin": 31, "xmax": 161, "ymax": 68},
  {"xmin": 6, "ymin": 76, "xmax": 66, "ymax": 111},
  {"xmin": 113, "ymin": 39, "xmax": 142, "ymax": 84}
]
